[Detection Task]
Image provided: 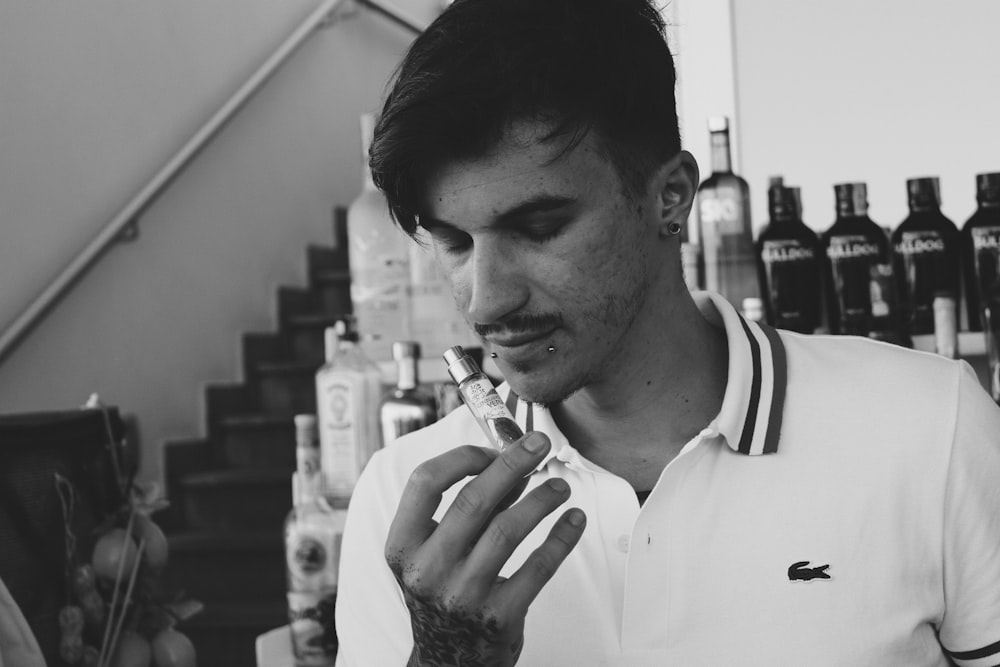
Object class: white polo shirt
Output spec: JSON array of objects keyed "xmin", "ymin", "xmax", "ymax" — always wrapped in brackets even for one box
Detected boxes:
[{"xmin": 335, "ymin": 292, "xmax": 1000, "ymax": 666}]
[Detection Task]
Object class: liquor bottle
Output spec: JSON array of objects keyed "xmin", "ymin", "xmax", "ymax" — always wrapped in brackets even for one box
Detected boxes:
[
  {"xmin": 285, "ymin": 415, "xmax": 344, "ymax": 667},
  {"xmin": 347, "ymin": 112, "xmax": 412, "ymax": 362},
  {"xmin": 315, "ymin": 319, "xmax": 384, "ymax": 496},
  {"xmin": 960, "ymin": 172, "xmax": 1000, "ymax": 332},
  {"xmin": 379, "ymin": 341, "xmax": 437, "ymax": 447},
  {"xmin": 891, "ymin": 177, "xmax": 960, "ymax": 336},
  {"xmin": 755, "ymin": 181, "xmax": 822, "ymax": 333},
  {"xmin": 821, "ymin": 183, "xmax": 893, "ymax": 336},
  {"xmin": 694, "ymin": 116, "xmax": 760, "ymax": 309},
  {"xmin": 408, "ymin": 230, "xmax": 477, "ymax": 359}
]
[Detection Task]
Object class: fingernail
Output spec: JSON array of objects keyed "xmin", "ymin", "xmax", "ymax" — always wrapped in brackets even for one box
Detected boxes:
[
  {"xmin": 567, "ymin": 508, "xmax": 585, "ymax": 527},
  {"xmin": 523, "ymin": 432, "xmax": 546, "ymax": 453},
  {"xmin": 548, "ymin": 478, "xmax": 569, "ymax": 493}
]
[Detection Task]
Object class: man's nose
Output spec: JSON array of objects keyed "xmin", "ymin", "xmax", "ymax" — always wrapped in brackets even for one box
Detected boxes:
[{"xmin": 462, "ymin": 239, "xmax": 527, "ymax": 326}]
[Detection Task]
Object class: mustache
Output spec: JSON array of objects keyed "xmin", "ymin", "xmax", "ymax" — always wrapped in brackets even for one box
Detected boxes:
[{"xmin": 474, "ymin": 313, "xmax": 563, "ymax": 338}]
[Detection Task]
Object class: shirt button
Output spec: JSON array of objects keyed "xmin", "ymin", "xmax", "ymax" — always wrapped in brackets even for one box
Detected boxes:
[{"xmin": 616, "ymin": 534, "xmax": 630, "ymax": 553}]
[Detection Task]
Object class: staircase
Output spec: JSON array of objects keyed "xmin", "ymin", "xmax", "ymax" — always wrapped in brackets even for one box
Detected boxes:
[{"xmin": 161, "ymin": 207, "xmax": 353, "ymax": 666}]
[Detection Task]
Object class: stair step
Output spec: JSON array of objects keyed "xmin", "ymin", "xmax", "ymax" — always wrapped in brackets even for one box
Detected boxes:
[
  {"xmin": 219, "ymin": 413, "xmax": 298, "ymax": 469},
  {"xmin": 179, "ymin": 602, "xmax": 289, "ymax": 667},
  {"xmin": 286, "ymin": 313, "xmax": 344, "ymax": 364},
  {"xmin": 180, "ymin": 468, "xmax": 291, "ymax": 532},
  {"xmin": 165, "ymin": 531, "xmax": 285, "ymax": 605},
  {"xmin": 312, "ymin": 269, "xmax": 352, "ymax": 316},
  {"xmin": 252, "ymin": 361, "xmax": 320, "ymax": 414}
]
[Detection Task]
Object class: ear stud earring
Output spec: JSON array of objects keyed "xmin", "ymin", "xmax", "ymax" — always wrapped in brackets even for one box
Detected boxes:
[
  {"xmin": 490, "ymin": 352, "xmax": 498, "ymax": 358},
  {"xmin": 666, "ymin": 221, "xmax": 682, "ymax": 235},
  {"xmin": 547, "ymin": 346, "xmax": 556, "ymax": 353}
]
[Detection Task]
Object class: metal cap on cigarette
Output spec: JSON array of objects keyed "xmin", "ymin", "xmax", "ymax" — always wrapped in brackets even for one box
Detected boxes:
[{"xmin": 443, "ymin": 345, "xmax": 480, "ymax": 385}]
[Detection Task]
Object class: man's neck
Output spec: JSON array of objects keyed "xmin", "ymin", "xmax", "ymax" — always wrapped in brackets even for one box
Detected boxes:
[{"xmin": 549, "ymin": 294, "xmax": 728, "ymax": 492}]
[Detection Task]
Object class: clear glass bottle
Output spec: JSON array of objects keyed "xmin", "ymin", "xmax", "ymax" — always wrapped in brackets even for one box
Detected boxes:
[
  {"xmin": 695, "ymin": 116, "xmax": 760, "ymax": 310},
  {"xmin": 821, "ymin": 183, "xmax": 898, "ymax": 338},
  {"xmin": 315, "ymin": 319, "xmax": 384, "ymax": 496},
  {"xmin": 960, "ymin": 172, "xmax": 1000, "ymax": 332},
  {"xmin": 347, "ymin": 112, "xmax": 412, "ymax": 362},
  {"xmin": 408, "ymin": 229, "xmax": 477, "ymax": 359},
  {"xmin": 891, "ymin": 176, "xmax": 961, "ymax": 336},
  {"xmin": 755, "ymin": 180, "xmax": 822, "ymax": 333},
  {"xmin": 285, "ymin": 415, "xmax": 343, "ymax": 667},
  {"xmin": 379, "ymin": 341, "xmax": 437, "ymax": 447}
]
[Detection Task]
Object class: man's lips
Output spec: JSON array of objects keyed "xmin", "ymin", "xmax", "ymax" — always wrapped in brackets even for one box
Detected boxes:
[{"xmin": 486, "ymin": 328, "xmax": 555, "ymax": 348}]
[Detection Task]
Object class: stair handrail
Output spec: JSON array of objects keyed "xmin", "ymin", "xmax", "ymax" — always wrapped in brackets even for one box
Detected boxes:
[{"xmin": 0, "ymin": 0, "xmax": 422, "ymax": 367}]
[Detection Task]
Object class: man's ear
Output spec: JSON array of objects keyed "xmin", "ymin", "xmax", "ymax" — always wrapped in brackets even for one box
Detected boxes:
[{"xmin": 654, "ymin": 151, "xmax": 699, "ymax": 238}]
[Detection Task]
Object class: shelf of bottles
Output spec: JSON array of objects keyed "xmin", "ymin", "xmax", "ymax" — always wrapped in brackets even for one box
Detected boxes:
[{"xmin": 686, "ymin": 116, "xmax": 1000, "ymax": 401}]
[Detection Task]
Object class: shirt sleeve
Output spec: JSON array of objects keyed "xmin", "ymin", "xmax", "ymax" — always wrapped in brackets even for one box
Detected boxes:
[
  {"xmin": 335, "ymin": 450, "xmax": 413, "ymax": 666},
  {"xmin": 938, "ymin": 360, "xmax": 1000, "ymax": 667}
]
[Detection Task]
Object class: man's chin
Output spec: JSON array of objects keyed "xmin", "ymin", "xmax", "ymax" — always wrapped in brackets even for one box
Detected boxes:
[{"xmin": 499, "ymin": 363, "xmax": 581, "ymax": 407}]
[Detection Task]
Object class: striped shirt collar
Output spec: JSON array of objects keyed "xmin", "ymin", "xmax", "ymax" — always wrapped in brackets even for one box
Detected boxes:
[{"xmin": 498, "ymin": 290, "xmax": 787, "ymax": 461}]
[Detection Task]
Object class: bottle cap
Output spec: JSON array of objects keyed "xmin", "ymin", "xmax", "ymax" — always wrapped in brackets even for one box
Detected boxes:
[
  {"xmin": 443, "ymin": 345, "xmax": 481, "ymax": 384},
  {"xmin": 834, "ymin": 182, "xmax": 868, "ymax": 217},
  {"xmin": 707, "ymin": 116, "xmax": 730, "ymax": 133},
  {"xmin": 907, "ymin": 177, "xmax": 941, "ymax": 210},
  {"xmin": 977, "ymin": 172, "xmax": 1000, "ymax": 205},
  {"xmin": 392, "ymin": 341, "xmax": 421, "ymax": 361},
  {"xmin": 769, "ymin": 185, "xmax": 797, "ymax": 222}
]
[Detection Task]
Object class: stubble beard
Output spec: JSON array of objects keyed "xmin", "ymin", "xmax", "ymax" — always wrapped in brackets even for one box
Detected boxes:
[{"xmin": 505, "ymin": 275, "xmax": 649, "ymax": 407}]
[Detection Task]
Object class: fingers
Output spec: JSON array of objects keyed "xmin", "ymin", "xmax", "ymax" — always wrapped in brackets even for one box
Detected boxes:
[
  {"xmin": 434, "ymin": 432, "xmax": 551, "ymax": 553},
  {"xmin": 499, "ymin": 507, "xmax": 586, "ymax": 615},
  {"xmin": 387, "ymin": 444, "xmax": 498, "ymax": 561},
  {"xmin": 464, "ymin": 477, "xmax": 573, "ymax": 579}
]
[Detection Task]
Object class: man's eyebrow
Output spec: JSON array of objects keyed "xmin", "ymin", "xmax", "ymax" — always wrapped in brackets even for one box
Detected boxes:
[{"xmin": 418, "ymin": 194, "xmax": 576, "ymax": 231}]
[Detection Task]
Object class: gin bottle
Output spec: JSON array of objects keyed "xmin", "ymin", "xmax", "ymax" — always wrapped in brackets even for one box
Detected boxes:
[
  {"xmin": 755, "ymin": 180, "xmax": 822, "ymax": 333},
  {"xmin": 891, "ymin": 177, "xmax": 960, "ymax": 336},
  {"xmin": 821, "ymin": 183, "xmax": 892, "ymax": 336},
  {"xmin": 960, "ymin": 172, "xmax": 1000, "ymax": 331},
  {"xmin": 315, "ymin": 319, "xmax": 383, "ymax": 496},
  {"xmin": 285, "ymin": 415, "xmax": 343, "ymax": 667}
]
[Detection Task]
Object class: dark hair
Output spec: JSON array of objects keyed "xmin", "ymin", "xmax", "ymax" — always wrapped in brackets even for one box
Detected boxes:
[{"xmin": 370, "ymin": 0, "xmax": 681, "ymax": 235}]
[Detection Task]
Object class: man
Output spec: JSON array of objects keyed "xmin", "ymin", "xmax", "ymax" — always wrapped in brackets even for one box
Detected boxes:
[{"xmin": 335, "ymin": 0, "xmax": 1000, "ymax": 664}]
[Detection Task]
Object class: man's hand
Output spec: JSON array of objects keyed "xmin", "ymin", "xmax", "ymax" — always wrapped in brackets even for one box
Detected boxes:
[{"xmin": 385, "ymin": 431, "xmax": 586, "ymax": 666}]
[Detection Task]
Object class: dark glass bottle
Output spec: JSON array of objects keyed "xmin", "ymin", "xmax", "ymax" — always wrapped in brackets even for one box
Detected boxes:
[
  {"xmin": 821, "ymin": 183, "xmax": 892, "ymax": 336},
  {"xmin": 891, "ymin": 177, "xmax": 961, "ymax": 336},
  {"xmin": 695, "ymin": 116, "xmax": 760, "ymax": 310},
  {"xmin": 755, "ymin": 181, "xmax": 822, "ymax": 333},
  {"xmin": 960, "ymin": 172, "xmax": 1000, "ymax": 332}
]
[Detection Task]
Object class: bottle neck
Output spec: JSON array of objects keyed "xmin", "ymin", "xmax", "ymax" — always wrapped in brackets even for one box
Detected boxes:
[
  {"xmin": 709, "ymin": 130, "xmax": 733, "ymax": 174},
  {"xmin": 396, "ymin": 357, "xmax": 418, "ymax": 390}
]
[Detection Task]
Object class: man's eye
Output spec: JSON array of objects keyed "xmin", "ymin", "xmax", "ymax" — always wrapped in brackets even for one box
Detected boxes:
[
  {"xmin": 432, "ymin": 229, "xmax": 472, "ymax": 254},
  {"xmin": 521, "ymin": 221, "xmax": 565, "ymax": 244}
]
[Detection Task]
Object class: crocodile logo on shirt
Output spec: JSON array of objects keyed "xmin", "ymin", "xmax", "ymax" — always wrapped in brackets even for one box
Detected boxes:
[{"xmin": 788, "ymin": 561, "xmax": 831, "ymax": 581}]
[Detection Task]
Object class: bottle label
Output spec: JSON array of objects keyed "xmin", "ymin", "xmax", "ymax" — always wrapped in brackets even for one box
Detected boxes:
[
  {"xmin": 286, "ymin": 521, "xmax": 342, "ymax": 591},
  {"xmin": 826, "ymin": 235, "xmax": 880, "ymax": 260},
  {"xmin": 318, "ymin": 376, "xmax": 362, "ymax": 489},
  {"xmin": 699, "ymin": 190, "xmax": 744, "ymax": 235},
  {"xmin": 288, "ymin": 591, "xmax": 338, "ymax": 665},
  {"xmin": 894, "ymin": 230, "xmax": 946, "ymax": 256},
  {"xmin": 972, "ymin": 226, "xmax": 1000, "ymax": 251},
  {"xmin": 761, "ymin": 240, "xmax": 814, "ymax": 263},
  {"xmin": 972, "ymin": 227, "xmax": 1000, "ymax": 300}
]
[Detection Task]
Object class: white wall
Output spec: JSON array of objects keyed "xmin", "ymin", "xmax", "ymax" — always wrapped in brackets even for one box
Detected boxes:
[
  {"xmin": 0, "ymin": 0, "xmax": 439, "ymax": 484},
  {"xmin": 731, "ymin": 0, "xmax": 1000, "ymax": 233}
]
